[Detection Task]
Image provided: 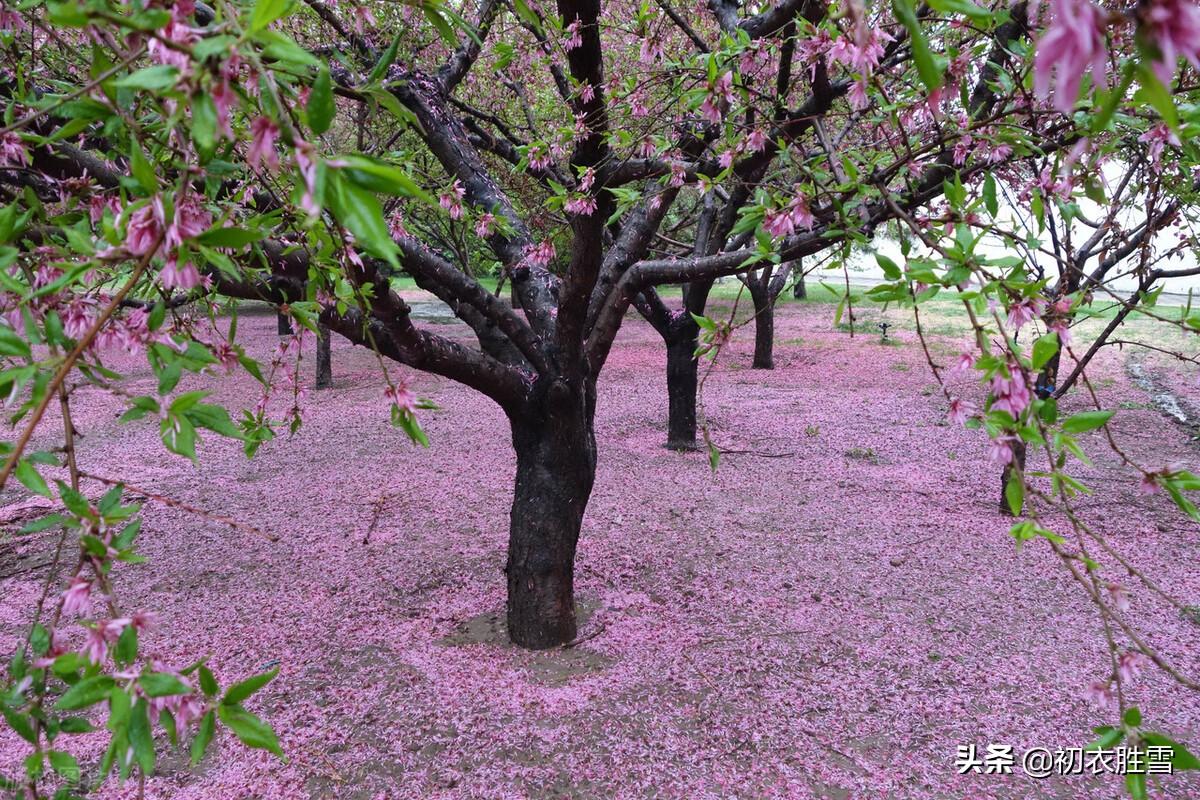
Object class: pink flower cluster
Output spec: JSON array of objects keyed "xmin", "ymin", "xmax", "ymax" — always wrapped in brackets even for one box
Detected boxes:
[{"xmin": 762, "ymin": 193, "xmax": 815, "ymax": 240}]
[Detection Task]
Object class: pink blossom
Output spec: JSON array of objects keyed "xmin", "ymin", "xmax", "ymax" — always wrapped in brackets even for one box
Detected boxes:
[
  {"xmin": 389, "ymin": 211, "xmax": 408, "ymax": 240},
  {"xmin": 89, "ymin": 194, "xmax": 120, "ymax": 225},
  {"xmin": 1033, "ymin": 0, "xmax": 1108, "ymax": 113},
  {"xmin": 744, "ymin": 129, "xmax": 768, "ymax": 153},
  {"xmin": 62, "ymin": 575, "xmax": 92, "ymax": 616},
  {"xmin": 953, "ymin": 351, "xmax": 976, "ymax": 374},
  {"xmin": 148, "ymin": 7, "xmax": 197, "ymax": 70},
  {"xmin": 386, "ymin": 383, "xmax": 418, "ymax": 414},
  {"xmin": 1117, "ymin": 650, "xmax": 1146, "ymax": 685},
  {"xmin": 1144, "ymin": 0, "xmax": 1200, "ymax": 82},
  {"xmin": 209, "ymin": 80, "xmax": 237, "ymax": 141},
  {"xmin": 990, "ymin": 368, "xmax": 1032, "ymax": 417},
  {"xmin": 295, "ymin": 142, "xmax": 320, "ymax": 217},
  {"xmin": 1047, "ymin": 320, "xmax": 1072, "ymax": 347},
  {"xmin": 160, "ymin": 256, "xmax": 202, "ymax": 290},
  {"xmin": 565, "ymin": 196, "xmax": 597, "ymax": 216},
  {"xmin": 787, "ymin": 194, "xmax": 814, "ymax": 230},
  {"xmin": 0, "ymin": 131, "xmax": 27, "ymax": 167},
  {"xmin": 699, "ymin": 97, "xmax": 723, "ymax": 124},
  {"xmin": 1084, "ymin": 679, "xmax": 1114, "ymax": 709},
  {"xmin": 82, "ymin": 626, "xmax": 108, "ymax": 664},
  {"xmin": 248, "ymin": 117, "xmax": 280, "ymax": 171},
  {"xmin": 524, "ymin": 240, "xmax": 556, "ymax": 268},
  {"xmin": 126, "ymin": 198, "xmax": 165, "ymax": 256},
  {"xmin": 1006, "ymin": 296, "xmax": 1046, "ymax": 330},
  {"xmin": 1139, "ymin": 123, "xmax": 1180, "ymax": 167},
  {"xmin": 1106, "ymin": 581, "xmax": 1131, "ymax": 612},
  {"xmin": 440, "ymin": 181, "xmax": 465, "ymax": 220},
  {"xmin": 762, "ymin": 208, "xmax": 794, "ymax": 240},
  {"xmin": 527, "ymin": 144, "xmax": 552, "ymax": 172},
  {"xmin": 986, "ymin": 436, "xmax": 1016, "ymax": 465},
  {"xmin": 61, "ymin": 298, "xmax": 97, "ymax": 340},
  {"xmin": 948, "ymin": 397, "xmax": 975, "ymax": 426},
  {"xmin": 847, "ymin": 79, "xmax": 869, "ymax": 111},
  {"xmin": 351, "ymin": 4, "xmax": 377, "ymax": 33},
  {"xmin": 564, "ymin": 20, "xmax": 582, "ymax": 51},
  {"xmin": 475, "ymin": 212, "xmax": 495, "ymax": 238},
  {"xmin": 639, "ymin": 34, "xmax": 664, "ymax": 64},
  {"xmin": 166, "ymin": 194, "xmax": 211, "ymax": 249}
]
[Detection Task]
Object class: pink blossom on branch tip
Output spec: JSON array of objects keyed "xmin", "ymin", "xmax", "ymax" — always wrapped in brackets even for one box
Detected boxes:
[{"xmin": 1033, "ymin": 0, "xmax": 1108, "ymax": 113}]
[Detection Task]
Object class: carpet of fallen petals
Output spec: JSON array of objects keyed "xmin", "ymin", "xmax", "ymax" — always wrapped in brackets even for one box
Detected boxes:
[{"xmin": 2, "ymin": 298, "xmax": 1199, "ymax": 799}]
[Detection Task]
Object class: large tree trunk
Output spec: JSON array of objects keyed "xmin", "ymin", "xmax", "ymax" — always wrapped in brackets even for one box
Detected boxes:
[
  {"xmin": 315, "ymin": 324, "xmax": 332, "ymax": 389},
  {"xmin": 506, "ymin": 380, "xmax": 597, "ymax": 649},
  {"xmin": 665, "ymin": 332, "xmax": 698, "ymax": 450},
  {"xmin": 749, "ymin": 283, "xmax": 774, "ymax": 369},
  {"xmin": 276, "ymin": 312, "xmax": 292, "ymax": 335}
]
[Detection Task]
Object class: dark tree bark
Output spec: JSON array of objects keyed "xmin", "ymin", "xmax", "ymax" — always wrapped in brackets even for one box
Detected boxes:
[
  {"xmin": 748, "ymin": 281, "xmax": 774, "ymax": 369},
  {"xmin": 665, "ymin": 330, "xmax": 699, "ymax": 450},
  {"xmin": 315, "ymin": 324, "xmax": 332, "ymax": 389},
  {"xmin": 276, "ymin": 312, "xmax": 292, "ymax": 335},
  {"xmin": 506, "ymin": 379, "xmax": 597, "ymax": 648}
]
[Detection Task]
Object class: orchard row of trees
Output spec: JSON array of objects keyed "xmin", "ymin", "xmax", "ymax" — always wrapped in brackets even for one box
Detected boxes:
[{"xmin": 1, "ymin": 0, "xmax": 1200, "ymax": 796}]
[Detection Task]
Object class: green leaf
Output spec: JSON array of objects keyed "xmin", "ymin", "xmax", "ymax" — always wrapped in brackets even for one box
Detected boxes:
[
  {"xmin": 1061, "ymin": 410, "xmax": 1114, "ymax": 434},
  {"xmin": 114, "ymin": 66, "xmax": 179, "ymax": 90},
  {"xmin": 191, "ymin": 94, "xmax": 218, "ymax": 157},
  {"xmin": 926, "ymin": 0, "xmax": 993, "ymax": 21},
  {"xmin": 2, "ymin": 707, "xmax": 36, "ymax": 744},
  {"xmin": 1005, "ymin": 473, "xmax": 1024, "ymax": 516},
  {"xmin": 338, "ymin": 155, "xmax": 435, "ymax": 205},
  {"xmin": 199, "ymin": 665, "xmax": 219, "ymax": 696},
  {"xmin": 327, "ymin": 174, "xmax": 398, "ymax": 265},
  {"xmin": 307, "ymin": 66, "xmax": 335, "ymax": 136},
  {"xmin": 195, "ymin": 227, "xmax": 265, "ymax": 248},
  {"xmin": 1031, "ymin": 333, "xmax": 1059, "ymax": 371},
  {"xmin": 0, "ymin": 325, "xmax": 31, "ymax": 358},
  {"xmin": 15, "ymin": 459, "xmax": 52, "ymax": 498},
  {"xmin": 190, "ymin": 711, "xmax": 216, "ymax": 766},
  {"xmin": 141, "ymin": 672, "xmax": 192, "ymax": 698},
  {"xmin": 876, "ymin": 254, "xmax": 902, "ymax": 280},
  {"xmin": 1086, "ymin": 725, "xmax": 1125, "ymax": 750},
  {"xmin": 1134, "ymin": 63, "xmax": 1179, "ymax": 131},
  {"xmin": 248, "ymin": 0, "xmax": 292, "ymax": 33},
  {"xmin": 1123, "ymin": 706, "xmax": 1142, "ymax": 727},
  {"xmin": 222, "ymin": 667, "xmax": 278, "ymax": 706},
  {"xmin": 1125, "ymin": 772, "xmax": 1147, "ymax": 800},
  {"xmin": 892, "ymin": 0, "xmax": 944, "ymax": 92},
  {"xmin": 1141, "ymin": 732, "xmax": 1200, "ymax": 770},
  {"xmin": 114, "ymin": 624, "xmax": 138, "ymax": 666},
  {"xmin": 217, "ymin": 704, "xmax": 284, "ymax": 758},
  {"xmin": 47, "ymin": 750, "xmax": 79, "ymax": 782},
  {"xmin": 55, "ymin": 675, "xmax": 116, "ymax": 710},
  {"xmin": 983, "ymin": 174, "xmax": 998, "ymax": 216},
  {"xmin": 368, "ymin": 35, "xmax": 401, "ymax": 84},
  {"xmin": 129, "ymin": 699, "xmax": 155, "ymax": 775}
]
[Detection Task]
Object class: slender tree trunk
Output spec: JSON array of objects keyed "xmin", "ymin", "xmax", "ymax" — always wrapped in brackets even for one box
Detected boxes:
[
  {"xmin": 506, "ymin": 380, "xmax": 597, "ymax": 649},
  {"xmin": 315, "ymin": 324, "xmax": 332, "ymax": 389},
  {"xmin": 665, "ymin": 332, "xmax": 698, "ymax": 450},
  {"xmin": 276, "ymin": 312, "xmax": 292, "ymax": 335},
  {"xmin": 750, "ymin": 283, "xmax": 775, "ymax": 369},
  {"xmin": 792, "ymin": 275, "xmax": 806, "ymax": 299}
]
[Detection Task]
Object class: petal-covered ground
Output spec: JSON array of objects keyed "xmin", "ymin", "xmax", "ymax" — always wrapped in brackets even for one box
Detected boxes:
[{"xmin": 2, "ymin": 297, "xmax": 1199, "ymax": 799}]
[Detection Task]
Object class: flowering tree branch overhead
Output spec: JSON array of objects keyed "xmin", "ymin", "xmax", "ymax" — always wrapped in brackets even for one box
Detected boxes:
[{"xmin": 3, "ymin": 0, "xmax": 1200, "ymax": 795}]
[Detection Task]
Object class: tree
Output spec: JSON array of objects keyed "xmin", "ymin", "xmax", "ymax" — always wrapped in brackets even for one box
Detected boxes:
[
  {"xmin": 6, "ymin": 0, "xmax": 1200, "ymax": 794},
  {"xmin": 0, "ymin": 0, "xmax": 1070, "ymax": 653}
]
